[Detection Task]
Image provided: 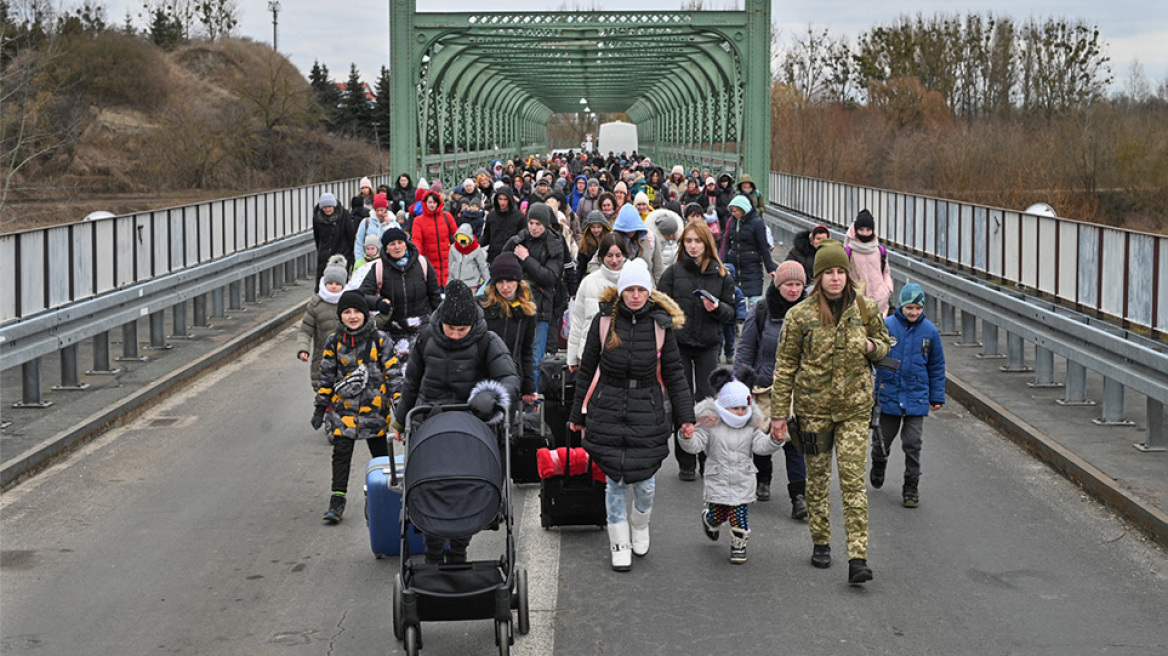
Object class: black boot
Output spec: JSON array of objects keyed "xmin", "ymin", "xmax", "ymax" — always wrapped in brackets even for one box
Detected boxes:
[
  {"xmin": 788, "ymin": 481, "xmax": 808, "ymax": 520},
  {"xmin": 811, "ymin": 544, "xmax": 831, "ymax": 569},
  {"xmin": 322, "ymin": 493, "xmax": 346, "ymax": 524},
  {"xmin": 756, "ymin": 481, "xmax": 771, "ymax": 502},
  {"xmin": 870, "ymin": 457, "xmax": 886, "ymax": 489},
  {"xmin": 903, "ymin": 476, "xmax": 919, "ymax": 508},
  {"xmin": 848, "ymin": 558, "xmax": 873, "ymax": 584}
]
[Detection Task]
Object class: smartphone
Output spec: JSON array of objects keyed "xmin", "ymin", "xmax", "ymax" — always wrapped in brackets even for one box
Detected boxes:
[{"xmin": 693, "ymin": 289, "xmax": 717, "ymax": 303}]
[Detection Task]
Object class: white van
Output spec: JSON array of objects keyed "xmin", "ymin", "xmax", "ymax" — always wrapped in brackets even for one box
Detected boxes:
[{"xmin": 597, "ymin": 121, "xmax": 638, "ymax": 156}]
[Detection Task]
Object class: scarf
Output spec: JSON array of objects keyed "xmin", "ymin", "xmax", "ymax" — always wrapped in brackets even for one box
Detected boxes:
[
  {"xmin": 317, "ymin": 280, "xmax": 342, "ymax": 304},
  {"xmin": 395, "ymin": 255, "xmax": 410, "ymax": 268},
  {"xmin": 454, "ymin": 237, "xmax": 480, "ymax": 255},
  {"xmin": 714, "ymin": 401, "xmax": 752, "ymax": 429}
]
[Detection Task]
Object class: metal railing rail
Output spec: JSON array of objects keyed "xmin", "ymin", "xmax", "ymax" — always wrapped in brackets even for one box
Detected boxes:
[
  {"xmin": 0, "ymin": 174, "xmax": 394, "ymax": 324},
  {"xmin": 770, "ymin": 172, "xmax": 1168, "ymax": 340},
  {"xmin": 765, "ymin": 205, "xmax": 1168, "ymax": 451}
]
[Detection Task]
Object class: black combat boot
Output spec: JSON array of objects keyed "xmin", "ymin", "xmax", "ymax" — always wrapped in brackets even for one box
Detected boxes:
[
  {"xmin": 848, "ymin": 558, "xmax": 873, "ymax": 584},
  {"xmin": 811, "ymin": 544, "xmax": 831, "ymax": 569},
  {"xmin": 903, "ymin": 476, "xmax": 919, "ymax": 508},
  {"xmin": 870, "ymin": 457, "xmax": 887, "ymax": 489},
  {"xmin": 788, "ymin": 481, "xmax": 807, "ymax": 520},
  {"xmin": 322, "ymin": 493, "xmax": 346, "ymax": 524},
  {"xmin": 756, "ymin": 481, "xmax": 771, "ymax": 502}
]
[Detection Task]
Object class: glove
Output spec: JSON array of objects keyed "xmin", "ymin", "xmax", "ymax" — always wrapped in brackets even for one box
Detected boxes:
[
  {"xmin": 469, "ymin": 391, "xmax": 498, "ymax": 420},
  {"xmin": 377, "ymin": 298, "xmax": 392, "ymax": 314},
  {"xmin": 310, "ymin": 408, "xmax": 325, "ymax": 430}
]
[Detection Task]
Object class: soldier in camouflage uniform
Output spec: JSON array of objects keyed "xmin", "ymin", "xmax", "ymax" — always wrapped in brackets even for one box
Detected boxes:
[{"xmin": 770, "ymin": 239, "xmax": 890, "ymax": 585}]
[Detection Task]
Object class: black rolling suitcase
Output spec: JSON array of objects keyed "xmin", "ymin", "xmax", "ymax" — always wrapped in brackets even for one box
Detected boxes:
[
  {"xmin": 539, "ymin": 357, "xmax": 576, "ymax": 447},
  {"xmin": 510, "ymin": 408, "xmax": 548, "ymax": 484},
  {"xmin": 539, "ymin": 424, "xmax": 607, "ymax": 529}
]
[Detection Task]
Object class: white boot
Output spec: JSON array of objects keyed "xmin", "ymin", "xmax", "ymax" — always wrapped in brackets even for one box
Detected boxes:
[
  {"xmin": 629, "ymin": 508, "xmax": 651, "ymax": 557},
  {"xmin": 607, "ymin": 522, "xmax": 632, "ymax": 571},
  {"xmin": 730, "ymin": 528, "xmax": 750, "ymax": 564}
]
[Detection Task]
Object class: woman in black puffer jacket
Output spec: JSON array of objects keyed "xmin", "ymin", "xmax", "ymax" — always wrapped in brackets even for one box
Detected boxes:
[
  {"xmin": 568, "ymin": 259, "xmax": 695, "ymax": 572},
  {"xmin": 358, "ymin": 228, "xmax": 441, "ymax": 357},
  {"xmin": 720, "ymin": 195, "xmax": 776, "ymax": 300}
]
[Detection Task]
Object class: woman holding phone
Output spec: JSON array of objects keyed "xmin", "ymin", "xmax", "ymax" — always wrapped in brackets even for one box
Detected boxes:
[{"xmin": 656, "ymin": 221, "xmax": 738, "ymax": 480}]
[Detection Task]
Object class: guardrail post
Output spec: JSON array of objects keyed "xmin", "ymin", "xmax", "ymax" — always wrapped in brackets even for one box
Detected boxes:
[
  {"xmin": 925, "ymin": 296, "xmax": 939, "ymax": 324},
  {"xmin": 297, "ymin": 255, "xmax": 309, "ymax": 280},
  {"xmin": 1093, "ymin": 378, "xmax": 1134, "ymax": 426},
  {"xmin": 145, "ymin": 310, "xmax": 172, "ymax": 350},
  {"xmin": 939, "ymin": 302, "xmax": 958, "ymax": 335},
  {"xmin": 285, "ymin": 260, "xmax": 298, "ymax": 285},
  {"xmin": 1027, "ymin": 347, "xmax": 1062, "ymax": 388},
  {"xmin": 999, "ymin": 332, "xmax": 1032, "ymax": 372},
  {"xmin": 1056, "ymin": 361, "xmax": 1094, "ymax": 406},
  {"xmin": 229, "ymin": 281, "xmax": 245, "ymax": 310},
  {"xmin": 192, "ymin": 294, "xmax": 209, "ymax": 328},
  {"xmin": 211, "ymin": 287, "xmax": 227, "ymax": 319},
  {"xmin": 977, "ymin": 322, "xmax": 1005, "ymax": 359},
  {"xmin": 955, "ymin": 311, "xmax": 981, "ymax": 347},
  {"xmin": 244, "ymin": 275, "xmax": 258, "ymax": 303},
  {"xmin": 14, "ymin": 359, "xmax": 53, "ymax": 408},
  {"xmin": 117, "ymin": 321, "xmax": 147, "ymax": 362},
  {"xmin": 171, "ymin": 301, "xmax": 193, "ymax": 339},
  {"xmin": 1134, "ymin": 398, "xmax": 1166, "ymax": 452},
  {"xmin": 52, "ymin": 343, "xmax": 89, "ymax": 391},
  {"xmin": 87, "ymin": 332, "xmax": 121, "ymax": 376},
  {"xmin": 259, "ymin": 269, "xmax": 272, "ymax": 298},
  {"xmin": 272, "ymin": 264, "xmax": 285, "ymax": 292}
]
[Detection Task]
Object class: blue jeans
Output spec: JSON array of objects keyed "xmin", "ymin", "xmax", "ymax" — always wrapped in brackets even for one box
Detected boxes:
[
  {"xmin": 531, "ymin": 320, "xmax": 549, "ymax": 389},
  {"xmin": 605, "ymin": 475, "xmax": 655, "ymax": 524}
]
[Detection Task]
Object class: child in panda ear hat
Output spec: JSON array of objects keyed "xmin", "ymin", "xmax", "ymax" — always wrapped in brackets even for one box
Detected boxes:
[{"xmin": 680, "ymin": 365, "xmax": 786, "ymax": 564}]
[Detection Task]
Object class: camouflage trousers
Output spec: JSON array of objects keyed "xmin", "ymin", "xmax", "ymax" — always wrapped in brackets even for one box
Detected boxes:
[{"xmin": 802, "ymin": 416, "xmax": 869, "ymax": 560}]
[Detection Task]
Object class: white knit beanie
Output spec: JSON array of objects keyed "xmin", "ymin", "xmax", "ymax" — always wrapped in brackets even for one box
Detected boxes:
[
  {"xmin": 716, "ymin": 379, "xmax": 752, "ymax": 409},
  {"xmin": 616, "ymin": 258, "xmax": 653, "ymax": 295}
]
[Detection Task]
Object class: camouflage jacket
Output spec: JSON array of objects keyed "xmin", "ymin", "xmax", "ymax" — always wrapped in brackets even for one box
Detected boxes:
[
  {"xmin": 771, "ymin": 293, "xmax": 891, "ymax": 423},
  {"xmin": 314, "ymin": 325, "xmax": 403, "ymax": 440}
]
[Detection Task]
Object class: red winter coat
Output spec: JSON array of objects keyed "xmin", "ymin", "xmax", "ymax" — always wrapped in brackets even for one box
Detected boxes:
[{"xmin": 411, "ymin": 191, "xmax": 457, "ymax": 286}]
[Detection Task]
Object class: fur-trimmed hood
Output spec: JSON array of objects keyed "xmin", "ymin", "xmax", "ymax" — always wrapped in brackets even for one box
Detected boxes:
[
  {"xmin": 694, "ymin": 397, "xmax": 769, "ymax": 430},
  {"xmin": 596, "ymin": 286, "xmax": 686, "ymax": 330}
]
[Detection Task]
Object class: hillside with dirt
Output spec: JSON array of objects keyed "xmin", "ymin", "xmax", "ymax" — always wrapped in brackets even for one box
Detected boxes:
[{"xmin": 2, "ymin": 36, "xmax": 384, "ymax": 233}]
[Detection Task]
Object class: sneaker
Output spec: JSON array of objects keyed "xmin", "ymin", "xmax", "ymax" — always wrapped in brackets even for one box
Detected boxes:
[
  {"xmin": 729, "ymin": 528, "xmax": 749, "ymax": 564},
  {"xmin": 678, "ymin": 469, "xmax": 697, "ymax": 482},
  {"xmin": 323, "ymin": 493, "xmax": 346, "ymax": 524},
  {"xmin": 729, "ymin": 545, "xmax": 747, "ymax": 564},
  {"xmin": 848, "ymin": 558, "xmax": 873, "ymax": 584},
  {"xmin": 756, "ymin": 482, "xmax": 771, "ymax": 502},
  {"xmin": 791, "ymin": 494, "xmax": 808, "ymax": 520},
  {"xmin": 700, "ymin": 510, "xmax": 720, "ymax": 542},
  {"xmin": 811, "ymin": 543, "xmax": 831, "ymax": 569},
  {"xmin": 870, "ymin": 459, "xmax": 886, "ymax": 489}
]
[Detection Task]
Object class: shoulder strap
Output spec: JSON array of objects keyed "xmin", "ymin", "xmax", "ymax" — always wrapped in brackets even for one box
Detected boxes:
[
  {"xmin": 417, "ymin": 254, "xmax": 429, "ymax": 278},
  {"xmin": 581, "ymin": 314, "xmax": 612, "ymax": 413},
  {"xmin": 754, "ymin": 297, "xmax": 768, "ymax": 334},
  {"xmin": 879, "ymin": 244, "xmax": 887, "ymax": 272},
  {"xmin": 375, "ymin": 259, "xmax": 383, "ymax": 292}
]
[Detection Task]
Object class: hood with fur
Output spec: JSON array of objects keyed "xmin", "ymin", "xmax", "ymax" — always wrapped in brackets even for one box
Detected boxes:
[{"xmin": 597, "ymin": 286, "xmax": 686, "ymax": 331}]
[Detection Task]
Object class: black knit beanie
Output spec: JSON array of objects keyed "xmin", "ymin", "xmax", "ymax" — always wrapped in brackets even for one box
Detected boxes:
[
  {"xmin": 440, "ymin": 279, "xmax": 478, "ymax": 326},
  {"xmin": 526, "ymin": 202, "xmax": 554, "ymax": 228},
  {"xmin": 336, "ymin": 290, "xmax": 369, "ymax": 321},
  {"xmin": 855, "ymin": 209, "xmax": 875, "ymax": 233},
  {"xmin": 490, "ymin": 252, "xmax": 524, "ymax": 282}
]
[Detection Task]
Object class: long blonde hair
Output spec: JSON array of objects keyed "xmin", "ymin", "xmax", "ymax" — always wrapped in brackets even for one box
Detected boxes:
[
  {"xmin": 480, "ymin": 279, "xmax": 536, "ymax": 319},
  {"xmin": 679, "ymin": 221, "xmax": 725, "ymax": 276}
]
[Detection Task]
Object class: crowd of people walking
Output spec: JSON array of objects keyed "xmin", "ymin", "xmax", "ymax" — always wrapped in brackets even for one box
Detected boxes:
[{"xmin": 298, "ymin": 150, "xmax": 946, "ymax": 584}]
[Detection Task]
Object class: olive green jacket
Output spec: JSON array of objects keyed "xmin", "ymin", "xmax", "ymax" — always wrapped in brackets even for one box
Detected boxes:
[{"xmin": 771, "ymin": 293, "xmax": 891, "ymax": 423}]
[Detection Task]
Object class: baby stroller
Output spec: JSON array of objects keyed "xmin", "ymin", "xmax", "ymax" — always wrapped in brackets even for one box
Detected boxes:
[{"xmin": 391, "ymin": 403, "xmax": 530, "ymax": 656}]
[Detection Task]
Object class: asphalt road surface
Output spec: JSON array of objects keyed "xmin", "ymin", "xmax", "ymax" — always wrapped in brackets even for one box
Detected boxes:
[{"xmin": 2, "ymin": 330, "xmax": 1166, "ymax": 655}]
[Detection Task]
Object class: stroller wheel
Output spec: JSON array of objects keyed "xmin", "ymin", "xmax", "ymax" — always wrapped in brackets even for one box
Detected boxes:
[
  {"xmin": 404, "ymin": 625, "xmax": 420, "ymax": 656},
  {"xmin": 495, "ymin": 619, "xmax": 512, "ymax": 655},
  {"xmin": 515, "ymin": 568, "xmax": 530, "ymax": 635},
  {"xmin": 392, "ymin": 574, "xmax": 404, "ymax": 640}
]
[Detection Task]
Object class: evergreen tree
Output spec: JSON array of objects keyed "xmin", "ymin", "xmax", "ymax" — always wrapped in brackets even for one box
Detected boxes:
[
  {"xmin": 308, "ymin": 60, "xmax": 342, "ymax": 130},
  {"xmin": 339, "ymin": 64, "xmax": 372, "ymax": 139},
  {"xmin": 149, "ymin": 7, "xmax": 184, "ymax": 51},
  {"xmin": 372, "ymin": 65, "xmax": 392, "ymax": 147}
]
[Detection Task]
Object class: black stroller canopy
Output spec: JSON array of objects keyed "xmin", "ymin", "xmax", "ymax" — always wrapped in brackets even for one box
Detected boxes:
[{"xmin": 406, "ymin": 411, "xmax": 503, "ymax": 539}]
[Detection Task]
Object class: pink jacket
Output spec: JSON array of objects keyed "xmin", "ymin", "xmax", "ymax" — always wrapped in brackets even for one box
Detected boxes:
[{"xmin": 844, "ymin": 223, "xmax": 894, "ymax": 315}]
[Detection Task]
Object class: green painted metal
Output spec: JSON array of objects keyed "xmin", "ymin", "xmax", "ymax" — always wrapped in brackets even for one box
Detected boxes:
[{"xmin": 389, "ymin": 0, "xmax": 770, "ymax": 198}]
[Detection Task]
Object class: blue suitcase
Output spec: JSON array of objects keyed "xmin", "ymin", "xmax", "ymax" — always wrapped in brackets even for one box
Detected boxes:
[{"xmin": 364, "ymin": 456, "xmax": 426, "ymax": 558}]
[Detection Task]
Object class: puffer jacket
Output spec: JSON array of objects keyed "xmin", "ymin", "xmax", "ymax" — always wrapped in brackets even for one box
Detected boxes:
[
  {"xmin": 411, "ymin": 191, "xmax": 457, "ymax": 286},
  {"xmin": 448, "ymin": 224, "xmax": 489, "ymax": 289},
  {"xmin": 395, "ymin": 306, "xmax": 520, "ymax": 424},
  {"xmin": 295, "ymin": 285, "xmax": 341, "ymax": 387},
  {"xmin": 358, "ymin": 241, "xmax": 442, "ymax": 340},
  {"xmin": 390, "ymin": 173, "xmax": 415, "ymax": 214},
  {"xmin": 844, "ymin": 222, "xmax": 894, "ymax": 315},
  {"xmin": 481, "ymin": 187, "xmax": 525, "ymax": 263},
  {"xmin": 656, "ymin": 252, "xmax": 737, "ymax": 350},
  {"xmin": 735, "ymin": 283, "xmax": 802, "ymax": 381},
  {"xmin": 313, "ymin": 205, "xmax": 355, "ymax": 272},
  {"xmin": 483, "ymin": 290, "xmax": 538, "ymax": 396},
  {"xmin": 784, "ymin": 229, "xmax": 817, "ymax": 283},
  {"xmin": 569, "ymin": 288, "xmax": 695, "ymax": 483},
  {"xmin": 877, "ymin": 307, "xmax": 945, "ymax": 417},
  {"xmin": 314, "ymin": 322, "xmax": 402, "ymax": 440},
  {"xmin": 645, "ymin": 208, "xmax": 682, "ymax": 270},
  {"xmin": 720, "ymin": 206, "xmax": 776, "ymax": 297},
  {"xmin": 566, "ymin": 264, "xmax": 622, "ymax": 366},
  {"xmin": 771, "ymin": 291, "xmax": 891, "ymax": 423},
  {"xmin": 503, "ymin": 219, "xmax": 564, "ymax": 322},
  {"xmin": 681, "ymin": 399, "xmax": 782, "ymax": 505}
]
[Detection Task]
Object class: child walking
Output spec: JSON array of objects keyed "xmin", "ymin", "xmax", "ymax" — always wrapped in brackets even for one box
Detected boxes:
[
  {"xmin": 296, "ymin": 255, "xmax": 347, "ymax": 392},
  {"xmin": 310, "ymin": 290, "xmax": 402, "ymax": 524},
  {"xmin": 448, "ymin": 223, "xmax": 489, "ymax": 292},
  {"xmin": 681, "ymin": 366, "xmax": 785, "ymax": 563},
  {"xmin": 870, "ymin": 283, "xmax": 945, "ymax": 507}
]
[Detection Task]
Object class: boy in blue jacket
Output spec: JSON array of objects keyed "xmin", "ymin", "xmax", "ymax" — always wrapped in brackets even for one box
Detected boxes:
[{"xmin": 870, "ymin": 283, "xmax": 946, "ymax": 508}]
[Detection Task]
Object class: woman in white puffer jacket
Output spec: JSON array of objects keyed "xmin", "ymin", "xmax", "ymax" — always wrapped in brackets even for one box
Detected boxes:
[{"xmin": 567, "ymin": 234, "xmax": 627, "ymax": 369}]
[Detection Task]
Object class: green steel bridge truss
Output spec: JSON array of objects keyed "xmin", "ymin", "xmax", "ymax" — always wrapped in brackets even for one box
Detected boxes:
[{"xmin": 388, "ymin": 0, "xmax": 771, "ymax": 198}]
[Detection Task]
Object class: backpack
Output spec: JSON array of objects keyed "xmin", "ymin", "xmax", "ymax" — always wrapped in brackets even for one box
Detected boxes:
[
  {"xmin": 845, "ymin": 244, "xmax": 887, "ymax": 272},
  {"xmin": 581, "ymin": 314, "xmax": 666, "ymax": 413},
  {"xmin": 374, "ymin": 254, "xmax": 430, "ymax": 293}
]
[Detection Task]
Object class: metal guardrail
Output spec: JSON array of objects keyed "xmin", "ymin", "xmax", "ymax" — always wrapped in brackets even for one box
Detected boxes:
[
  {"xmin": 770, "ymin": 172, "xmax": 1168, "ymax": 340},
  {"xmin": 765, "ymin": 205, "xmax": 1168, "ymax": 451},
  {"xmin": 0, "ymin": 174, "xmax": 393, "ymax": 324}
]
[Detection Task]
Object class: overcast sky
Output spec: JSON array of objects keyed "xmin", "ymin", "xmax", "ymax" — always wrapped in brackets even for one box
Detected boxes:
[{"xmin": 106, "ymin": 0, "xmax": 1166, "ymax": 93}]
